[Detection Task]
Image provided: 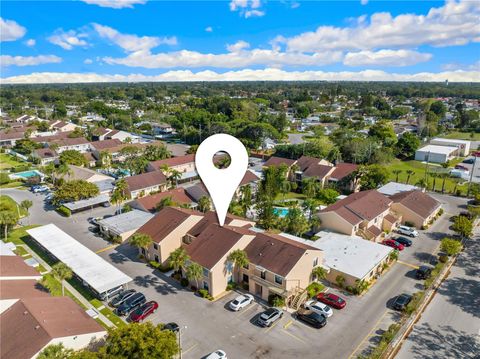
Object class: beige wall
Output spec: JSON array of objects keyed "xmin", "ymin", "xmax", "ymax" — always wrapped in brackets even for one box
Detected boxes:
[
  {"xmin": 34, "ymin": 331, "xmax": 107, "ymax": 358},
  {"xmin": 130, "ymin": 184, "xmax": 167, "ymax": 199},
  {"xmin": 284, "ymin": 249, "xmax": 323, "ymax": 291},
  {"xmin": 317, "ymin": 211, "xmax": 355, "ymax": 236},
  {"xmin": 391, "ymin": 203, "xmax": 440, "ymax": 228}
]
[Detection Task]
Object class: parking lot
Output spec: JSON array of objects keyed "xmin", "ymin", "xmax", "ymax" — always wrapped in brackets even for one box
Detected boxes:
[{"xmin": 3, "ymin": 188, "xmax": 468, "ymax": 358}]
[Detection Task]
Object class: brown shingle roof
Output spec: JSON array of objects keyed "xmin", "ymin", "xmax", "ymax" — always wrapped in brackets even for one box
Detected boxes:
[
  {"xmin": 330, "ymin": 162, "xmax": 359, "ymax": 181},
  {"xmin": 187, "ymin": 211, "xmax": 248, "ymax": 237},
  {"xmin": 125, "ymin": 171, "xmax": 167, "ymax": 192},
  {"xmin": 0, "ymin": 131, "xmax": 25, "ymax": 141},
  {"xmin": 148, "ymin": 154, "xmax": 195, "ymax": 171},
  {"xmin": 245, "ymin": 232, "xmax": 318, "ymax": 277},
  {"xmin": 390, "ymin": 190, "xmax": 440, "ymax": 219},
  {"xmin": 31, "ymin": 131, "xmax": 73, "ymax": 143},
  {"xmin": 51, "ymin": 137, "xmax": 89, "ymax": 147},
  {"xmin": 303, "ymin": 164, "xmax": 334, "ymax": 179},
  {"xmin": 263, "ymin": 156, "xmax": 296, "ymax": 168},
  {"xmin": 133, "ymin": 188, "xmax": 194, "ymax": 212},
  {"xmin": 321, "ymin": 190, "xmax": 392, "ymax": 225},
  {"xmin": 136, "ymin": 207, "xmax": 198, "ymax": 243},
  {"xmin": 239, "ymin": 170, "xmax": 260, "ymax": 186},
  {"xmin": 0, "ymin": 256, "xmax": 41, "ymax": 278},
  {"xmin": 0, "ymin": 297, "xmax": 104, "ymax": 359},
  {"xmin": 183, "ymin": 224, "xmax": 248, "ymax": 269},
  {"xmin": 0, "ymin": 280, "xmax": 50, "ymax": 300},
  {"xmin": 34, "ymin": 148, "xmax": 58, "ymax": 159},
  {"xmin": 90, "ymin": 138, "xmax": 123, "ymax": 150},
  {"xmin": 296, "ymin": 156, "xmax": 320, "ymax": 171}
]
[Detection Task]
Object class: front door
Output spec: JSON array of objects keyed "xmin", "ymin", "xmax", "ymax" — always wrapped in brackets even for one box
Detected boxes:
[{"xmin": 255, "ymin": 283, "xmax": 262, "ymax": 296}]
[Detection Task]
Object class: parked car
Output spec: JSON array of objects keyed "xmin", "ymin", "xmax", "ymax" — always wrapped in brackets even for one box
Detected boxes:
[
  {"xmin": 45, "ymin": 193, "xmax": 54, "ymax": 203},
  {"xmin": 395, "ymin": 236, "xmax": 413, "ymax": 247},
  {"xmin": 296, "ymin": 308, "xmax": 327, "ymax": 329},
  {"xmin": 397, "ymin": 225, "xmax": 419, "ymax": 237},
  {"xmin": 31, "ymin": 185, "xmax": 49, "ymax": 193},
  {"xmin": 383, "ymin": 239, "xmax": 405, "ymax": 251},
  {"xmin": 206, "ymin": 350, "xmax": 227, "ymax": 359},
  {"xmin": 455, "ymin": 164, "xmax": 469, "ymax": 171},
  {"xmin": 257, "ymin": 308, "xmax": 283, "ymax": 327},
  {"xmin": 162, "ymin": 322, "xmax": 180, "ymax": 332},
  {"xmin": 316, "ymin": 293, "xmax": 346, "ymax": 309},
  {"xmin": 128, "ymin": 301, "xmax": 158, "ymax": 322},
  {"xmin": 393, "ymin": 293, "xmax": 412, "ymax": 311},
  {"xmin": 462, "ymin": 158, "xmax": 475, "ymax": 164},
  {"xmin": 102, "ymin": 202, "xmax": 111, "ymax": 208},
  {"xmin": 229, "ymin": 294, "xmax": 254, "ymax": 311},
  {"xmin": 88, "ymin": 217, "xmax": 102, "ymax": 225},
  {"xmin": 416, "ymin": 266, "xmax": 432, "ymax": 280},
  {"xmin": 304, "ymin": 300, "xmax": 333, "ymax": 318},
  {"xmin": 109, "ymin": 289, "xmax": 136, "ymax": 307},
  {"xmin": 116, "ymin": 292, "xmax": 146, "ymax": 316}
]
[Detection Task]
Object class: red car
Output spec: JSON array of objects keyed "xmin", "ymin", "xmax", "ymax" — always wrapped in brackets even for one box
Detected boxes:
[
  {"xmin": 383, "ymin": 239, "xmax": 405, "ymax": 251},
  {"xmin": 316, "ymin": 293, "xmax": 346, "ymax": 309},
  {"xmin": 128, "ymin": 301, "xmax": 158, "ymax": 322}
]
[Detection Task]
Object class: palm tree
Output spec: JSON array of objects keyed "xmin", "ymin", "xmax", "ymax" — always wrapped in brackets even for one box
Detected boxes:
[
  {"xmin": 289, "ymin": 163, "xmax": 300, "ymax": 182},
  {"xmin": 129, "ymin": 233, "xmax": 152, "ymax": 258},
  {"xmin": 439, "ymin": 172, "xmax": 448, "ymax": 194},
  {"xmin": 430, "ymin": 172, "xmax": 438, "ymax": 191},
  {"xmin": 240, "ymin": 185, "xmax": 252, "ymax": 216},
  {"xmin": 0, "ymin": 211, "xmax": 18, "ymax": 240},
  {"xmin": 451, "ymin": 177, "xmax": 461, "ymax": 194},
  {"xmin": 355, "ymin": 279, "xmax": 369, "ymax": 294},
  {"xmin": 111, "ymin": 178, "xmax": 129, "ymax": 212},
  {"xmin": 405, "ymin": 170, "xmax": 415, "ymax": 184},
  {"xmin": 198, "ymin": 196, "xmax": 210, "ymax": 213},
  {"xmin": 415, "ymin": 178, "xmax": 427, "ymax": 189},
  {"xmin": 186, "ymin": 262, "xmax": 203, "ymax": 289},
  {"xmin": 280, "ymin": 179, "xmax": 291, "ymax": 200},
  {"xmin": 169, "ymin": 169, "xmax": 182, "ymax": 188},
  {"xmin": 20, "ymin": 199, "xmax": 33, "ymax": 213},
  {"xmin": 155, "ymin": 196, "xmax": 175, "ymax": 211},
  {"xmin": 311, "ymin": 266, "xmax": 327, "ymax": 282},
  {"xmin": 168, "ymin": 247, "xmax": 190, "ymax": 274},
  {"xmin": 227, "ymin": 249, "xmax": 249, "ymax": 282},
  {"xmin": 51, "ymin": 263, "xmax": 73, "ymax": 296},
  {"xmin": 54, "ymin": 163, "xmax": 71, "ymax": 186},
  {"xmin": 99, "ymin": 150, "xmax": 112, "ymax": 170},
  {"xmin": 302, "ymin": 177, "xmax": 318, "ymax": 198},
  {"xmin": 393, "ymin": 169, "xmax": 402, "ymax": 183}
]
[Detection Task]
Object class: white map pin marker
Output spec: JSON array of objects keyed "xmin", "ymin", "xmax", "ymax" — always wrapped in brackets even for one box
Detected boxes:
[{"xmin": 195, "ymin": 134, "xmax": 248, "ymax": 226}]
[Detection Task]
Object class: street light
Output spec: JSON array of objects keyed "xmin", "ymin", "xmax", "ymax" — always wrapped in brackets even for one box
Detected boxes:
[{"xmin": 178, "ymin": 325, "xmax": 187, "ymax": 359}]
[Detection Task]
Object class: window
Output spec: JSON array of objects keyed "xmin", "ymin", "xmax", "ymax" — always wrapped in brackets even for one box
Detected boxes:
[
  {"xmin": 260, "ymin": 271, "xmax": 266, "ymax": 280},
  {"xmin": 313, "ymin": 257, "xmax": 318, "ymax": 267},
  {"xmin": 274, "ymin": 275, "xmax": 283, "ymax": 285},
  {"xmin": 153, "ymin": 243, "xmax": 158, "ymax": 250},
  {"xmin": 202, "ymin": 267, "xmax": 209, "ymax": 277},
  {"xmin": 203, "ymin": 281, "xmax": 209, "ymax": 290}
]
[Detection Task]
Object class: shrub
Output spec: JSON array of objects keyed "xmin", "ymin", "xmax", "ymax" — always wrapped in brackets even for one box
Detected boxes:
[
  {"xmin": 438, "ymin": 208, "xmax": 444, "ymax": 216},
  {"xmin": 440, "ymin": 237, "xmax": 462, "ymax": 256},
  {"xmin": 149, "ymin": 260, "xmax": 161, "ymax": 269},
  {"xmin": 180, "ymin": 278, "xmax": 189, "ymax": 287},
  {"xmin": 0, "ymin": 172, "xmax": 10, "ymax": 185},
  {"xmin": 198, "ymin": 289, "xmax": 213, "ymax": 300},
  {"xmin": 268, "ymin": 294, "xmax": 285, "ymax": 307},
  {"xmin": 438, "ymin": 253, "xmax": 448, "ymax": 263},
  {"xmin": 405, "ymin": 291, "xmax": 425, "ymax": 315},
  {"xmin": 345, "ymin": 285, "xmax": 355, "ymax": 294},
  {"xmin": 172, "ymin": 273, "xmax": 181, "ymax": 281},
  {"xmin": 335, "ymin": 274, "xmax": 345, "ymax": 288},
  {"xmin": 306, "ymin": 282, "xmax": 325, "ymax": 298},
  {"xmin": 110, "ymin": 235, "xmax": 122, "ymax": 244},
  {"xmin": 242, "ymin": 283, "xmax": 249, "ymax": 290},
  {"xmin": 404, "ymin": 221, "xmax": 415, "ymax": 227},
  {"xmin": 226, "ymin": 282, "xmax": 238, "ymax": 291},
  {"xmin": 56, "ymin": 206, "xmax": 71, "ymax": 217}
]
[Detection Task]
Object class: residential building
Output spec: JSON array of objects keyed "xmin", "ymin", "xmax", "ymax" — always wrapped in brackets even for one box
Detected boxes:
[
  {"xmin": 147, "ymin": 154, "xmax": 196, "ymax": 173},
  {"xmin": 390, "ymin": 190, "xmax": 441, "ymax": 228},
  {"xmin": 0, "ymin": 131, "xmax": 25, "ymax": 146},
  {"xmin": 0, "ymin": 280, "xmax": 50, "ymax": 314},
  {"xmin": 60, "ymin": 165, "xmax": 115, "ymax": 194},
  {"xmin": 378, "ymin": 182, "xmax": 421, "ymax": 196},
  {"xmin": 50, "ymin": 120, "xmax": 78, "ymax": 133},
  {"xmin": 49, "ymin": 137, "xmax": 91, "ymax": 154},
  {"xmin": 294, "ymin": 155, "xmax": 335, "ymax": 187},
  {"xmin": 262, "ymin": 156, "xmax": 296, "ymax": 168},
  {"xmin": 130, "ymin": 188, "xmax": 196, "ymax": 212},
  {"xmin": 318, "ymin": 190, "xmax": 401, "ymax": 242},
  {"xmin": 125, "ymin": 171, "xmax": 168, "ymax": 199},
  {"xmin": 327, "ymin": 162, "xmax": 359, "ymax": 191},
  {"xmin": 31, "ymin": 148, "xmax": 58, "ymax": 165},
  {"xmin": 97, "ymin": 209, "xmax": 154, "ymax": 241},
  {"xmin": 0, "ymin": 256, "xmax": 42, "ymax": 281}
]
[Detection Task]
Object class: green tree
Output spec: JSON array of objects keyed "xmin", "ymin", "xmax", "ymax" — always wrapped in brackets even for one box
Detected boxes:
[
  {"xmin": 100, "ymin": 322, "xmax": 179, "ymax": 359},
  {"xmin": 395, "ymin": 132, "xmax": 420, "ymax": 159},
  {"xmin": 311, "ymin": 266, "xmax": 327, "ymax": 281},
  {"xmin": 452, "ymin": 216, "xmax": 473, "ymax": 239},
  {"xmin": 144, "ymin": 144, "xmax": 171, "ymax": 161},
  {"xmin": 355, "ymin": 279, "xmax": 369, "ymax": 294},
  {"xmin": 356, "ymin": 164, "xmax": 390, "ymax": 190},
  {"xmin": 239, "ymin": 185, "xmax": 252, "ymax": 216},
  {"xmin": 59, "ymin": 150, "xmax": 87, "ymax": 166},
  {"xmin": 440, "ymin": 237, "xmax": 462, "ymax": 256},
  {"xmin": 335, "ymin": 274, "xmax": 345, "ymax": 288},
  {"xmin": 20, "ymin": 199, "xmax": 33, "ymax": 213},
  {"xmin": 197, "ymin": 196, "xmax": 211, "ymax": 213},
  {"xmin": 392, "ymin": 169, "xmax": 402, "ymax": 183},
  {"xmin": 405, "ymin": 170, "xmax": 415, "ymax": 184},
  {"xmin": 53, "ymin": 180, "xmax": 99, "ymax": 204},
  {"xmin": 99, "ymin": 150, "xmax": 112, "ymax": 170},
  {"xmin": 168, "ymin": 247, "xmax": 190, "ymax": 274},
  {"xmin": 110, "ymin": 178, "xmax": 129, "ymax": 211},
  {"xmin": 227, "ymin": 249, "xmax": 249, "ymax": 282},
  {"xmin": 302, "ymin": 177, "xmax": 319, "ymax": 198},
  {"xmin": 316, "ymin": 188, "xmax": 339, "ymax": 205},
  {"xmin": 129, "ymin": 233, "xmax": 152, "ymax": 257},
  {"xmin": 38, "ymin": 343, "xmax": 73, "ymax": 359},
  {"xmin": 155, "ymin": 196, "xmax": 176, "ymax": 211},
  {"xmin": 282, "ymin": 204, "xmax": 310, "ymax": 237},
  {"xmin": 185, "ymin": 262, "xmax": 203, "ymax": 289},
  {"xmin": 51, "ymin": 262, "xmax": 73, "ymax": 296},
  {"xmin": 368, "ymin": 120, "xmax": 397, "ymax": 147},
  {"xmin": 0, "ymin": 210, "xmax": 18, "ymax": 240},
  {"xmin": 168, "ymin": 169, "xmax": 181, "ymax": 188}
]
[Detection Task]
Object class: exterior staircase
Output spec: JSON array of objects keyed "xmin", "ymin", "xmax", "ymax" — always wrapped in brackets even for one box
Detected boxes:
[{"xmin": 287, "ymin": 288, "xmax": 308, "ymax": 310}]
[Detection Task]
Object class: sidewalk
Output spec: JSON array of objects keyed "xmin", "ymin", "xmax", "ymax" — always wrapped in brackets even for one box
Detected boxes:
[{"xmin": 19, "ymin": 244, "xmax": 115, "ymax": 328}]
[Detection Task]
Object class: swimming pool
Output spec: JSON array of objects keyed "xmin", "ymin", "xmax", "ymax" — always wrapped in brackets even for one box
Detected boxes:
[
  {"xmin": 273, "ymin": 207, "xmax": 289, "ymax": 217},
  {"xmin": 9, "ymin": 170, "xmax": 44, "ymax": 180}
]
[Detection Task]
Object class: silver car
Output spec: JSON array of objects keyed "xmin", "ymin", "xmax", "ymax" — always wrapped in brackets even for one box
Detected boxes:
[{"xmin": 257, "ymin": 308, "xmax": 283, "ymax": 327}]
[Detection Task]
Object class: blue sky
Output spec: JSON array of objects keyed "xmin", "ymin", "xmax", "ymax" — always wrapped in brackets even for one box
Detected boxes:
[{"xmin": 0, "ymin": 0, "xmax": 479, "ymax": 83}]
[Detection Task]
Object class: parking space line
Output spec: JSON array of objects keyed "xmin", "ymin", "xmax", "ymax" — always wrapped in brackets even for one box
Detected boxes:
[
  {"xmin": 264, "ymin": 320, "xmax": 281, "ymax": 333},
  {"xmin": 95, "ymin": 244, "xmax": 117, "ymax": 254},
  {"xmin": 181, "ymin": 342, "xmax": 198, "ymax": 356},
  {"xmin": 283, "ymin": 320, "xmax": 293, "ymax": 329},
  {"xmin": 397, "ymin": 260, "xmax": 420, "ymax": 269},
  {"xmin": 348, "ymin": 310, "xmax": 389, "ymax": 359},
  {"xmin": 281, "ymin": 329, "xmax": 307, "ymax": 344},
  {"xmin": 239, "ymin": 304, "xmax": 258, "ymax": 317}
]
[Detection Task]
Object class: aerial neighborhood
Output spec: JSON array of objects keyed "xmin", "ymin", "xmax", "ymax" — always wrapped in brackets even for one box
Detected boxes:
[{"xmin": 0, "ymin": 80, "xmax": 478, "ymax": 359}]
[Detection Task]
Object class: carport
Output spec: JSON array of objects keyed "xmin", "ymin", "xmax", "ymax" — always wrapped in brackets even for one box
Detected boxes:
[{"xmin": 63, "ymin": 194, "xmax": 110, "ymax": 214}]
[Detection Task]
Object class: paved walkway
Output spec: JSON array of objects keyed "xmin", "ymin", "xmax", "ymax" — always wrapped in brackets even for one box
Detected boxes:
[{"xmin": 19, "ymin": 244, "xmax": 115, "ymax": 328}]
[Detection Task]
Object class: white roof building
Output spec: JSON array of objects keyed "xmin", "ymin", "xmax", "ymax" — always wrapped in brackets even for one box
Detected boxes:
[
  {"xmin": 97, "ymin": 210, "xmax": 154, "ymax": 241},
  {"xmin": 378, "ymin": 182, "xmax": 420, "ymax": 196},
  {"xmin": 0, "ymin": 241, "xmax": 16, "ymax": 256},
  {"xmin": 430, "ymin": 138, "xmax": 471, "ymax": 156},
  {"xmin": 415, "ymin": 145, "xmax": 458, "ymax": 164},
  {"xmin": 27, "ymin": 224, "xmax": 132, "ymax": 296}
]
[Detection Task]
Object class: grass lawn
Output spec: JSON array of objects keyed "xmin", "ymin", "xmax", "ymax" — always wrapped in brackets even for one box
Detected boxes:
[
  {"xmin": 388, "ymin": 159, "xmax": 467, "ymax": 195},
  {"xmin": 274, "ymin": 192, "xmax": 307, "ymax": 201},
  {"xmin": 40, "ymin": 273, "xmax": 86, "ymax": 308},
  {"xmin": 13, "ymin": 246, "xmax": 29, "ymax": 257},
  {"xmin": 6, "ymin": 224, "xmax": 39, "ymax": 244},
  {"xmin": 0, "ymin": 195, "xmax": 28, "ymax": 217},
  {"xmin": 442, "ymin": 131, "xmax": 480, "ymax": 141},
  {"xmin": 0, "ymin": 153, "xmax": 26, "ymax": 170},
  {"xmin": 100, "ymin": 307, "xmax": 126, "ymax": 327},
  {"xmin": 0, "ymin": 181, "xmax": 25, "ymax": 189}
]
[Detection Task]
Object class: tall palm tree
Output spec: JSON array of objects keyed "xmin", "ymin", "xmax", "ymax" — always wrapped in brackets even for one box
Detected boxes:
[
  {"xmin": 227, "ymin": 249, "xmax": 249, "ymax": 282},
  {"xmin": 280, "ymin": 179, "xmax": 291, "ymax": 200},
  {"xmin": 168, "ymin": 247, "xmax": 190, "ymax": 274},
  {"xmin": 311, "ymin": 266, "xmax": 327, "ymax": 282},
  {"xmin": 99, "ymin": 150, "xmax": 112, "ymax": 170},
  {"xmin": 405, "ymin": 170, "xmax": 415, "ymax": 184},
  {"xmin": 169, "ymin": 169, "xmax": 182, "ymax": 188},
  {"xmin": 155, "ymin": 196, "xmax": 176, "ymax": 211},
  {"xmin": 54, "ymin": 163, "xmax": 71, "ymax": 186},
  {"xmin": 289, "ymin": 163, "xmax": 300, "ymax": 182},
  {"xmin": 198, "ymin": 196, "xmax": 210, "ymax": 213},
  {"xmin": 302, "ymin": 177, "xmax": 318, "ymax": 198},
  {"xmin": 439, "ymin": 173, "xmax": 448, "ymax": 194},
  {"xmin": 129, "ymin": 233, "xmax": 152, "ymax": 258},
  {"xmin": 415, "ymin": 178, "xmax": 427, "ymax": 189},
  {"xmin": 393, "ymin": 169, "xmax": 402, "ymax": 183},
  {"xmin": 51, "ymin": 263, "xmax": 73, "ymax": 296},
  {"xmin": 239, "ymin": 185, "xmax": 252, "ymax": 216},
  {"xmin": 186, "ymin": 262, "xmax": 203, "ymax": 289},
  {"xmin": 111, "ymin": 178, "xmax": 129, "ymax": 212},
  {"xmin": 0, "ymin": 211, "xmax": 18, "ymax": 240},
  {"xmin": 430, "ymin": 172, "xmax": 438, "ymax": 191}
]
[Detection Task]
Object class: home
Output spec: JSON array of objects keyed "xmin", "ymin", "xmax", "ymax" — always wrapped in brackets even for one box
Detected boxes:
[
  {"xmin": 147, "ymin": 154, "xmax": 198, "ymax": 184},
  {"xmin": 318, "ymin": 190, "xmax": 401, "ymax": 242},
  {"xmin": 236, "ymin": 170, "xmax": 260, "ymax": 198},
  {"xmin": 61, "ymin": 165, "xmax": 115, "ymax": 195},
  {"xmin": 130, "ymin": 188, "xmax": 196, "ymax": 213},
  {"xmin": 91, "ymin": 141, "xmax": 152, "ymax": 163},
  {"xmin": 49, "ymin": 137, "xmax": 91, "ymax": 154},
  {"xmin": 106, "ymin": 129, "xmax": 141, "ymax": 143},
  {"xmin": 378, "ymin": 182, "xmax": 421, "ymax": 196},
  {"xmin": 125, "ymin": 171, "xmax": 168, "ymax": 199},
  {"xmin": 262, "ymin": 156, "xmax": 296, "ymax": 169},
  {"xmin": 0, "ymin": 130, "xmax": 25, "ymax": 147},
  {"xmin": 91, "ymin": 127, "xmax": 113, "ymax": 141},
  {"xmin": 390, "ymin": 190, "xmax": 441, "ymax": 229},
  {"xmin": 0, "ymin": 280, "xmax": 50, "ymax": 314},
  {"xmin": 294, "ymin": 156, "xmax": 335, "ymax": 187},
  {"xmin": 327, "ymin": 162, "xmax": 359, "ymax": 192},
  {"xmin": 0, "ymin": 255, "xmax": 42, "ymax": 281},
  {"xmin": 0, "ymin": 297, "xmax": 107, "ymax": 359},
  {"xmin": 50, "ymin": 120, "xmax": 78, "ymax": 133},
  {"xmin": 32, "ymin": 148, "xmax": 59, "ymax": 165}
]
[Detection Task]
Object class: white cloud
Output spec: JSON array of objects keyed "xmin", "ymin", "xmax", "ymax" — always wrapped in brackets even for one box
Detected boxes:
[
  {"xmin": 25, "ymin": 39, "xmax": 36, "ymax": 47},
  {"xmin": 279, "ymin": 0, "xmax": 480, "ymax": 52},
  {"xmin": 84, "ymin": 58, "xmax": 94, "ymax": 64},
  {"xmin": 205, "ymin": 26, "xmax": 213, "ymax": 33},
  {"xmin": 344, "ymin": 49, "xmax": 432, "ymax": 67},
  {"xmin": 0, "ymin": 55, "xmax": 62, "ymax": 67},
  {"xmin": 360, "ymin": 0, "xmax": 369, "ymax": 5},
  {"xmin": 442, "ymin": 60, "xmax": 480, "ymax": 71},
  {"xmin": 0, "ymin": 18, "xmax": 26, "ymax": 42},
  {"xmin": 81, "ymin": 0, "xmax": 146, "ymax": 9},
  {"xmin": 93, "ymin": 23, "xmax": 177, "ymax": 52},
  {"xmin": 230, "ymin": 0, "xmax": 265, "ymax": 18},
  {"xmin": 226, "ymin": 40, "xmax": 250, "ymax": 52},
  {"xmin": 291, "ymin": 2, "xmax": 300, "ymax": 9},
  {"xmin": 48, "ymin": 29, "xmax": 88, "ymax": 50},
  {"xmin": 2, "ymin": 69, "xmax": 479, "ymax": 84}
]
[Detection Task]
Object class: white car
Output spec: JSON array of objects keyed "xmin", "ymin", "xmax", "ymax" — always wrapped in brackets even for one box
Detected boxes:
[
  {"xmin": 397, "ymin": 225, "xmax": 419, "ymax": 237},
  {"xmin": 304, "ymin": 300, "xmax": 333, "ymax": 318},
  {"xmin": 206, "ymin": 350, "xmax": 227, "ymax": 359},
  {"xmin": 229, "ymin": 294, "xmax": 254, "ymax": 311}
]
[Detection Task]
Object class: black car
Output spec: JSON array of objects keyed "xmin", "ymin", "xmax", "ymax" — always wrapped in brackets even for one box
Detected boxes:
[
  {"xmin": 395, "ymin": 236, "xmax": 412, "ymax": 247},
  {"xmin": 163, "ymin": 322, "xmax": 180, "ymax": 332},
  {"xmin": 416, "ymin": 266, "xmax": 432, "ymax": 280},
  {"xmin": 296, "ymin": 309, "xmax": 327, "ymax": 329},
  {"xmin": 109, "ymin": 289, "xmax": 136, "ymax": 307},
  {"xmin": 116, "ymin": 292, "xmax": 146, "ymax": 316},
  {"xmin": 462, "ymin": 158, "xmax": 475, "ymax": 164},
  {"xmin": 393, "ymin": 294, "xmax": 412, "ymax": 311}
]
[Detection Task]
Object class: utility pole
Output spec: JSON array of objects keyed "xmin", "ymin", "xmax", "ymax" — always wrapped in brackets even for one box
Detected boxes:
[
  {"xmin": 424, "ymin": 151, "xmax": 430, "ymax": 188},
  {"xmin": 467, "ymin": 154, "xmax": 477, "ymax": 198}
]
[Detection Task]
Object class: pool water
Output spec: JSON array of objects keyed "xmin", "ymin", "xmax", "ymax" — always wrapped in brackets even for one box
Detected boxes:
[
  {"xmin": 14, "ymin": 170, "xmax": 42, "ymax": 178},
  {"xmin": 273, "ymin": 207, "xmax": 289, "ymax": 217}
]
